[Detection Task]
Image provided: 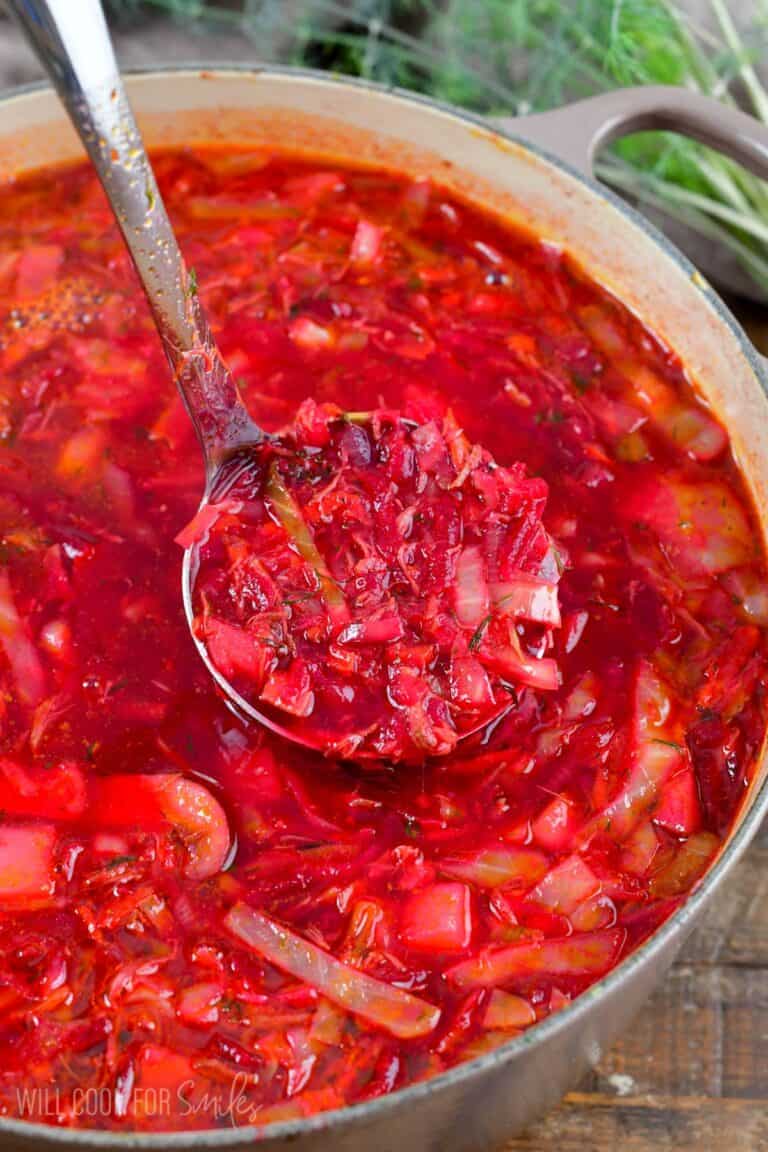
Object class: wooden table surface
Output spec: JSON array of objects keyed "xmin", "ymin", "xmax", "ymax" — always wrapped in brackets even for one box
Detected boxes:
[{"xmin": 509, "ymin": 299, "xmax": 768, "ymax": 1152}]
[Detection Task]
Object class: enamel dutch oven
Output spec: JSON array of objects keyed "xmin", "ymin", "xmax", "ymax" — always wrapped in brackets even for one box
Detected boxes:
[{"xmin": 1, "ymin": 68, "xmax": 768, "ymax": 1152}]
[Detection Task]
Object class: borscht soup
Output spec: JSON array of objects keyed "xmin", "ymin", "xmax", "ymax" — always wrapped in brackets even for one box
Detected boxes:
[{"xmin": 0, "ymin": 147, "xmax": 765, "ymax": 1131}]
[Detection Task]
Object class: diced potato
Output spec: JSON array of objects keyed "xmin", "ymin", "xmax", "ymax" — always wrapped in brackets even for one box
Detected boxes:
[
  {"xmin": 400, "ymin": 883, "xmax": 473, "ymax": 953},
  {"xmin": 350, "ymin": 219, "xmax": 385, "ymax": 266},
  {"xmin": 454, "ymin": 546, "xmax": 490, "ymax": 628},
  {"xmin": 621, "ymin": 820, "xmax": 660, "ymax": 877},
  {"xmin": 532, "ymin": 796, "xmax": 582, "ymax": 853},
  {"xmin": 0, "ymin": 823, "xmax": 56, "ymax": 908},
  {"xmin": 653, "ymin": 768, "xmax": 701, "ymax": 836},
  {"xmin": 624, "ymin": 475, "xmax": 751, "ymax": 578},
  {"xmin": 527, "ymin": 855, "xmax": 601, "ymax": 916}
]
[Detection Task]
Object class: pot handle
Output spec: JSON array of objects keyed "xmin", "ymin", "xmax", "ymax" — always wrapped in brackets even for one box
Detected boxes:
[{"xmin": 495, "ymin": 85, "xmax": 768, "ymax": 181}]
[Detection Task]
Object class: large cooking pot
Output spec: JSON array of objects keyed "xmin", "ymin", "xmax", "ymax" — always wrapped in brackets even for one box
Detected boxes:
[{"xmin": 1, "ymin": 68, "xmax": 768, "ymax": 1152}]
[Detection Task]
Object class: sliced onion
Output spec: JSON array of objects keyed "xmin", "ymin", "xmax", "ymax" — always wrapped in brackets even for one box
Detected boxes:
[
  {"xmin": 648, "ymin": 832, "xmax": 719, "ymax": 899},
  {"xmin": 0, "ymin": 570, "xmax": 46, "ymax": 707},
  {"xmin": 490, "ymin": 576, "xmax": 561, "ymax": 627},
  {"xmin": 447, "ymin": 928, "xmax": 626, "ymax": 989},
  {"xmin": 454, "ymin": 545, "xmax": 489, "ymax": 627},
  {"xmin": 483, "ymin": 990, "xmax": 536, "ymax": 1030},
  {"xmin": 350, "ymin": 219, "xmax": 385, "ymax": 266},
  {"xmin": 225, "ymin": 902, "xmax": 440, "ymax": 1040},
  {"xmin": 266, "ymin": 463, "xmax": 348, "ymax": 621},
  {"xmin": 441, "ymin": 847, "xmax": 548, "ymax": 890}
]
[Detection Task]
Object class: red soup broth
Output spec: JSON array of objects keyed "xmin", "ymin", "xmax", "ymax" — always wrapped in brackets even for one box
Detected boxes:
[{"xmin": 0, "ymin": 148, "xmax": 766, "ymax": 1131}]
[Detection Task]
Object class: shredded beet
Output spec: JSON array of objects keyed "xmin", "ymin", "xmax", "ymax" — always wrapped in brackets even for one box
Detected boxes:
[{"xmin": 186, "ymin": 402, "xmax": 561, "ymax": 759}]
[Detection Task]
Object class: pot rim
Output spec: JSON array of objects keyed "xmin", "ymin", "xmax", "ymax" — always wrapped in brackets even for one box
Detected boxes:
[{"xmin": 1, "ymin": 64, "xmax": 767, "ymax": 1148}]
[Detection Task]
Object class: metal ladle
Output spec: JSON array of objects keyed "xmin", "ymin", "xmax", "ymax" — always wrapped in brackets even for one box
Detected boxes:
[
  {"xmin": 10, "ymin": 0, "xmax": 516, "ymax": 757},
  {"xmin": 6, "ymin": 0, "xmax": 311, "ymax": 737}
]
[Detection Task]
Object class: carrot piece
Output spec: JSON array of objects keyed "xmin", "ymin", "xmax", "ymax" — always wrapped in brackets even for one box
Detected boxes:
[{"xmin": 56, "ymin": 426, "xmax": 107, "ymax": 480}]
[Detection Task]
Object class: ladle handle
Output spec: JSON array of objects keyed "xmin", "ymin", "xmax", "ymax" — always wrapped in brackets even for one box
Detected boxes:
[{"xmin": 6, "ymin": 0, "xmax": 257, "ymax": 469}]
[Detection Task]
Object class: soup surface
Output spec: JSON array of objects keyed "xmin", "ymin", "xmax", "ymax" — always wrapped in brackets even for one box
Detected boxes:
[{"xmin": 0, "ymin": 148, "xmax": 766, "ymax": 1131}]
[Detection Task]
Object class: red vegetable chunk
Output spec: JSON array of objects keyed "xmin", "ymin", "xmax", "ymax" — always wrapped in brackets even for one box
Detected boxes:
[
  {"xmin": 0, "ymin": 824, "xmax": 56, "ymax": 908},
  {"xmin": 400, "ymin": 882, "xmax": 473, "ymax": 952}
]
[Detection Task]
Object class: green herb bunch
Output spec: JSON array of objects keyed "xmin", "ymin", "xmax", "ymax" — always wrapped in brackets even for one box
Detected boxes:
[{"xmin": 107, "ymin": 0, "xmax": 768, "ymax": 296}]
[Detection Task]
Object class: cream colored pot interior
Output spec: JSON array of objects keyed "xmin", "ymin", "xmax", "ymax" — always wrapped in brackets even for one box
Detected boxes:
[{"xmin": 2, "ymin": 68, "xmax": 767, "ymax": 806}]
